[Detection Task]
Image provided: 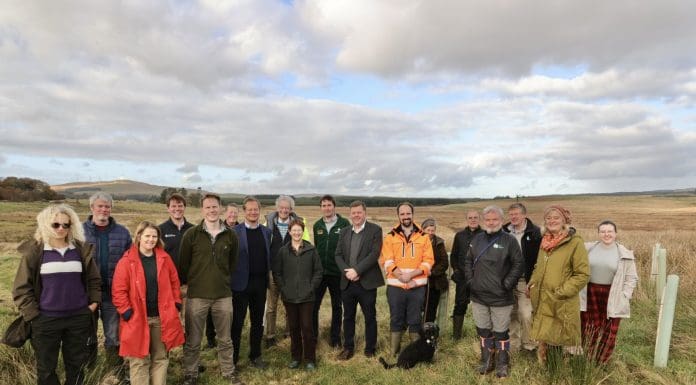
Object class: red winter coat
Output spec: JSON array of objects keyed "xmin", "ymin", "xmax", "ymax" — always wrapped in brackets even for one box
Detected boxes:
[{"xmin": 112, "ymin": 245, "xmax": 185, "ymax": 358}]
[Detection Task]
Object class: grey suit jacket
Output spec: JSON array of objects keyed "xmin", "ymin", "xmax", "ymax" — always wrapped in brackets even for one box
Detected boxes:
[{"xmin": 334, "ymin": 221, "xmax": 384, "ymax": 290}]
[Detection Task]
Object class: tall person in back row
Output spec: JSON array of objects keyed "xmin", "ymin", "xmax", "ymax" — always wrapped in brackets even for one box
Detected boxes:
[
  {"xmin": 450, "ymin": 209, "xmax": 483, "ymax": 339},
  {"xmin": 502, "ymin": 203, "xmax": 541, "ymax": 353},
  {"xmin": 312, "ymin": 194, "xmax": 350, "ymax": 347}
]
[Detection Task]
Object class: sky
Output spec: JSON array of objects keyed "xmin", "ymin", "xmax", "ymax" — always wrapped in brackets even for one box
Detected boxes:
[{"xmin": 1, "ymin": 0, "xmax": 695, "ymax": 198}]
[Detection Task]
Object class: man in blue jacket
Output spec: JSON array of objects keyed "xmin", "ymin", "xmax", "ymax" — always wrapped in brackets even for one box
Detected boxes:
[
  {"xmin": 232, "ymin": 196, "xmax": 272, "ymax": 369},
  {"xmin": 82, "ymin": 192, "xmax": 131, "ymax": 374}
]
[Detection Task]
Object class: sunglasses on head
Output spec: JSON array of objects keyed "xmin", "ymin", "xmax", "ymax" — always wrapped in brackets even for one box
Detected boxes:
[{"xmin": 51, "ymin": 222, "xmax": 71, "ymax": 229}]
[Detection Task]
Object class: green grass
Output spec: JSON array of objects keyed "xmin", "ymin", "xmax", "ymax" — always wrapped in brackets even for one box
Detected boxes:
[{"xmin": 1, "ymin": 248, "xmax": 694, "ymax": 385}]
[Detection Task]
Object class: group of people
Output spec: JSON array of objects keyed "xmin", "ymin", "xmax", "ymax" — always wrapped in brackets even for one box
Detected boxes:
[
  {"xmin": 11, "ymin": 192, "xmax": 638, "ymax": 385},
  {"xmin": 452, "ymin": 204, "xmax": 639, "ymax": 378}
]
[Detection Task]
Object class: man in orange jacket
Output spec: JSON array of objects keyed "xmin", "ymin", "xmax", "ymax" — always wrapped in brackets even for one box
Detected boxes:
[{"xmin": 379, "ymin": 202, "xmax": 434, "ymax": 356}]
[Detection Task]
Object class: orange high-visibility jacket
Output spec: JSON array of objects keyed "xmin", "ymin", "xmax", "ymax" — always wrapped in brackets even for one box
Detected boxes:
[{"xmin": 380, "ymin": 225, "xmax": 434, "ymax": 289}]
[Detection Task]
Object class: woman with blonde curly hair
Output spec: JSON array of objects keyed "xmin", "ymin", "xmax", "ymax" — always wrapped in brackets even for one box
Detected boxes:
[{"xmin": 13, "ymin": 204, "xmax": 101, "ymax": 385}]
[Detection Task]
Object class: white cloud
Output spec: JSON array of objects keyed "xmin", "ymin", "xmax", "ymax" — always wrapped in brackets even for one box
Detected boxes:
[{"xmin": 301, "ymin": 0, "xmax": 696, "ymax": 77}]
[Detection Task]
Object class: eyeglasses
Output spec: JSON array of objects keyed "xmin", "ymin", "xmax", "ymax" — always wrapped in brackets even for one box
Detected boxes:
[{"xmin": 51, "ymin": 223, "xmax": 71, "ymax": 229}]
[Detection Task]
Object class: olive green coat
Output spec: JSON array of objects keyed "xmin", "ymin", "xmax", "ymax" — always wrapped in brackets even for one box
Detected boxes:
[{"xmin": 528, "ymin": 230, "xmax": 590, "ymax": 346}]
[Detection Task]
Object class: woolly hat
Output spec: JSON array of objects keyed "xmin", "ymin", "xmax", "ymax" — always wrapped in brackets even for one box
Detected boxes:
[
  {"xmin": 543, "ymin": 205, "xmax": 572, "ymax": 224},
  {"xmin": 421, "ymin": 218, "xmax": 436, "ymax": 229}
]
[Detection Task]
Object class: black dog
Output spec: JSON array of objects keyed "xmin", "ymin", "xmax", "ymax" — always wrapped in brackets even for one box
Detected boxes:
[{"xmin": 379, "ymin": 322, "xmax": 439, "ymax": 369}]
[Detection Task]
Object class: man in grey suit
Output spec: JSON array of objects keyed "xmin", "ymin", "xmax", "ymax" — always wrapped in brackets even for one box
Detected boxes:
[{"xmin": 334, "ymin": 200, "xmax": 384, "ymax": 360}]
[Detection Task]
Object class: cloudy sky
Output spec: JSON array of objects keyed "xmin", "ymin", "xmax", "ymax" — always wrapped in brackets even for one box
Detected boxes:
[{"xmin": 1, "ymin": 0, "xmax": 695, "ymax": 198}]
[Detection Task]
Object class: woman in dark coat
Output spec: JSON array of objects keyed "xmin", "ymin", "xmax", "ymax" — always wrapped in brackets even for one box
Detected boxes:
[
  {"xmin": 421, "ymin": 218, "xmax": 449, "ymax": 323},
  {"xmin": 272, "ymin": 219, "xmax": 323, "ymax": 370}
]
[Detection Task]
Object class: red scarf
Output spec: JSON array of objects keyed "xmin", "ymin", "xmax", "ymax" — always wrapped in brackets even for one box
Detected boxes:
[{"xmin": 540, "ymin": 230, "xmax": 569, "ymax": 252}]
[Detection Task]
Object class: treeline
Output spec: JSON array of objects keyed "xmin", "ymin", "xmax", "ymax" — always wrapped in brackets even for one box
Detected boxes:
[
  {"xmin": 221, "ymin": 194, "xmax": 474, "ymax": 208},
  {"xmin": 0, "ymin": 177, "xmax": 64, "ymax": 201}
]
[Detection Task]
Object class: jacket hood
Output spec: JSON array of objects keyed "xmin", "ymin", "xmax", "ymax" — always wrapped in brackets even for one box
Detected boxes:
[{"xmin": 389, "ymin": 223, "xmax": 424, "ymax": 237}]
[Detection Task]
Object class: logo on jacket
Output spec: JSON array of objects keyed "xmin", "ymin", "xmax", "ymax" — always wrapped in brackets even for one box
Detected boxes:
[
  {"xmin": 493, "ymin": 244, "xmax": 503, "ymax": 249},
  {"xmin": 317, "ymin": 230, "xmax": 324, "ymax": 235}
]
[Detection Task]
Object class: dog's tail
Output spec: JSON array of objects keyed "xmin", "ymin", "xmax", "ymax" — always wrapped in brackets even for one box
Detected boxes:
[{"xmin": 379, "ymin": 357, "xmax": 396, "ymax": 369}]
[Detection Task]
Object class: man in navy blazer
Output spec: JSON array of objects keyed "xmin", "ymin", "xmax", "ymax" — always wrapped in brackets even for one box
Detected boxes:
[
  {"xmin": 231, "ymin": 196, "xmax": 272, "ymax": 369},
  {"xmin": 334, "ymin": 200, "xmax": 384, "ymax": 360}
]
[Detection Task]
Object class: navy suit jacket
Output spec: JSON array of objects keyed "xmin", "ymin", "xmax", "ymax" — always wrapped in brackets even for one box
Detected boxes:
[{"xmin": 231, "ymin": 223, "xmax": 272, "ymax": 292}]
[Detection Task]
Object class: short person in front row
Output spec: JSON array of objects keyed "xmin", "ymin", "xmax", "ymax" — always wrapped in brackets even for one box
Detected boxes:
[
  {"xmin": 272, "ymin": 219, "xmax": 323, "ymax": 370},
  {"xmin": 112, "ymin": 221, "xmax": 185, "ymax": 385}
]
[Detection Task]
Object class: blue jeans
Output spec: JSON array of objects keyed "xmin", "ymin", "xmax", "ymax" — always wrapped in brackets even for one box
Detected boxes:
[{"xmin": 100, "ymin": 297, "xmax": 120, "ymax": 348}]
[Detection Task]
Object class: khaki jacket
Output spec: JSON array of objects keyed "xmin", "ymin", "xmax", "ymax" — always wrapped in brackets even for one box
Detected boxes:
[
  {"xmin": 580, "ymin": 242, "xmax": 638, "ymax": 318},
  {"xmin": 528, "ymin": 231, "xmax": 590, "ymax": 346}
]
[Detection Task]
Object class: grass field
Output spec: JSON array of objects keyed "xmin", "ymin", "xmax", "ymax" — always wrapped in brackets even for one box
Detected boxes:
[{"xmin": 1, "ymin": 195, "xmax": 695, "ymax": 385}]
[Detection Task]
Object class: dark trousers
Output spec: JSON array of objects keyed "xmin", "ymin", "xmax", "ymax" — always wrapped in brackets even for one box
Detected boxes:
[
  {"xmin": 452, "ymin": 281, "xmax": 470, "ymax": 316},
  {"xmin": 424, "ymin": 285, "xmax": 442, "ymax": 323},
  {"xmin": 387, "ymin": 286, "xmax": 425, "ymax": 332},
  {"xmin": 285, "ymin": 301, "xmax": 316, "ymax": 362},
  {"xmin": 231, "ymin": 275, "xmax": 267, "ymax": 363},
  {"xmin": 341, "ymin": 282, "xmax": 377, "ymax": 354},
  {"xmin": 205, "ymin": 309, "xmax": 216, "ymax": 344},
  {"xmin": 312, "ymin": 275, "xmax": 342, "ymax": 346},
  {"xmin": 31, "ymin": 312, "xmax": 92, "ymax": 385}
]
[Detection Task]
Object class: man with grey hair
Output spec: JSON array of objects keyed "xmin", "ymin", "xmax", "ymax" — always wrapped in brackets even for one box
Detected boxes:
[
  {"xmin": 502, "ymin": 202, "xmax": 541, "ymax": 353},
  {"xmin": 463, "ymin": 205, "xmax": 523, "ymax": 379},
  {"xmin": 263, "ymin": 195, "xmax": 310, "ymax": 348},
  {"xmin": 82, "ymin": 192, "xmax": 132, "ymax": 376}
]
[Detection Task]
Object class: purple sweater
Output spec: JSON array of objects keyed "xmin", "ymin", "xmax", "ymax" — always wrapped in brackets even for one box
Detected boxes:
[{"xmin": 39, "ymin": 246, "xmax": 89, "ymax": 317}]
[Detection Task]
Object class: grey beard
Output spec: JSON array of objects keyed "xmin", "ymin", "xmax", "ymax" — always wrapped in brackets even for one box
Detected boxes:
[{"xmin": 485, "ymin": 225, "xmax": 502, "ymax": 234}]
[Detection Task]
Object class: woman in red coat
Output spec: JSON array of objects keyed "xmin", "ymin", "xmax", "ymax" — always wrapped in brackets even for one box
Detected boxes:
[{"xmin": 112, "ymin": 221, "xmax": 185, "ymax": 385}]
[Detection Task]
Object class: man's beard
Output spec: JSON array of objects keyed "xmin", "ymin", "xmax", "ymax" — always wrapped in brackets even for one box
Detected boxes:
[
  {"xmin": 401, "ymin": 219, "xmax": 412, "ymax": 228},
  {"xmin": 485, "ymin": 224, "xmax": 502, "ymax": 234}
]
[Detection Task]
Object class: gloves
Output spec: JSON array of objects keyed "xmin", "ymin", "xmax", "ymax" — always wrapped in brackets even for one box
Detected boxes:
[
  {"xmin": 122, "ymin": 309, "xmax": 133, "ymax": 321},
  {"xmin": 175, "ymin": 303, "xmax": 182, "ymax": 312}
]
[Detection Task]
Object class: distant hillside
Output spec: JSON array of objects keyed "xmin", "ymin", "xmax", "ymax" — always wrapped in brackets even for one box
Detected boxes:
[
  {"xmin": 52, "ymin": 179, "xmax": 169, "ymax": 200},
  {"xmin": 51, "ymin": 179, "xmax": 696, "ymax": 205}
]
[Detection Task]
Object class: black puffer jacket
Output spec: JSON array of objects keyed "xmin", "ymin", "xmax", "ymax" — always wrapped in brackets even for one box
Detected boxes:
[{"xmin": 463, "ymin": 230, "xmax": 524, "ymax": 307}]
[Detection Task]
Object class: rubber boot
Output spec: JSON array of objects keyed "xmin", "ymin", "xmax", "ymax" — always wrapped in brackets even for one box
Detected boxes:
[
  {"xmin": 478, "ymin": 337, "xmax": 495, "ymax": 374},
  {"xmin": 496, "ymin": 339, "xmax": 510, "ymax": 378},
  {"xmin": 409, "ymin": 332, "xmax": 420, "ymax": 343},
  {"xmin": 452, "ymin": 315, "xmax": 465, "ymax": 340},
  {"xmin": 390, "ymin": 331, "xmax": 403, "ymax": 357}
]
